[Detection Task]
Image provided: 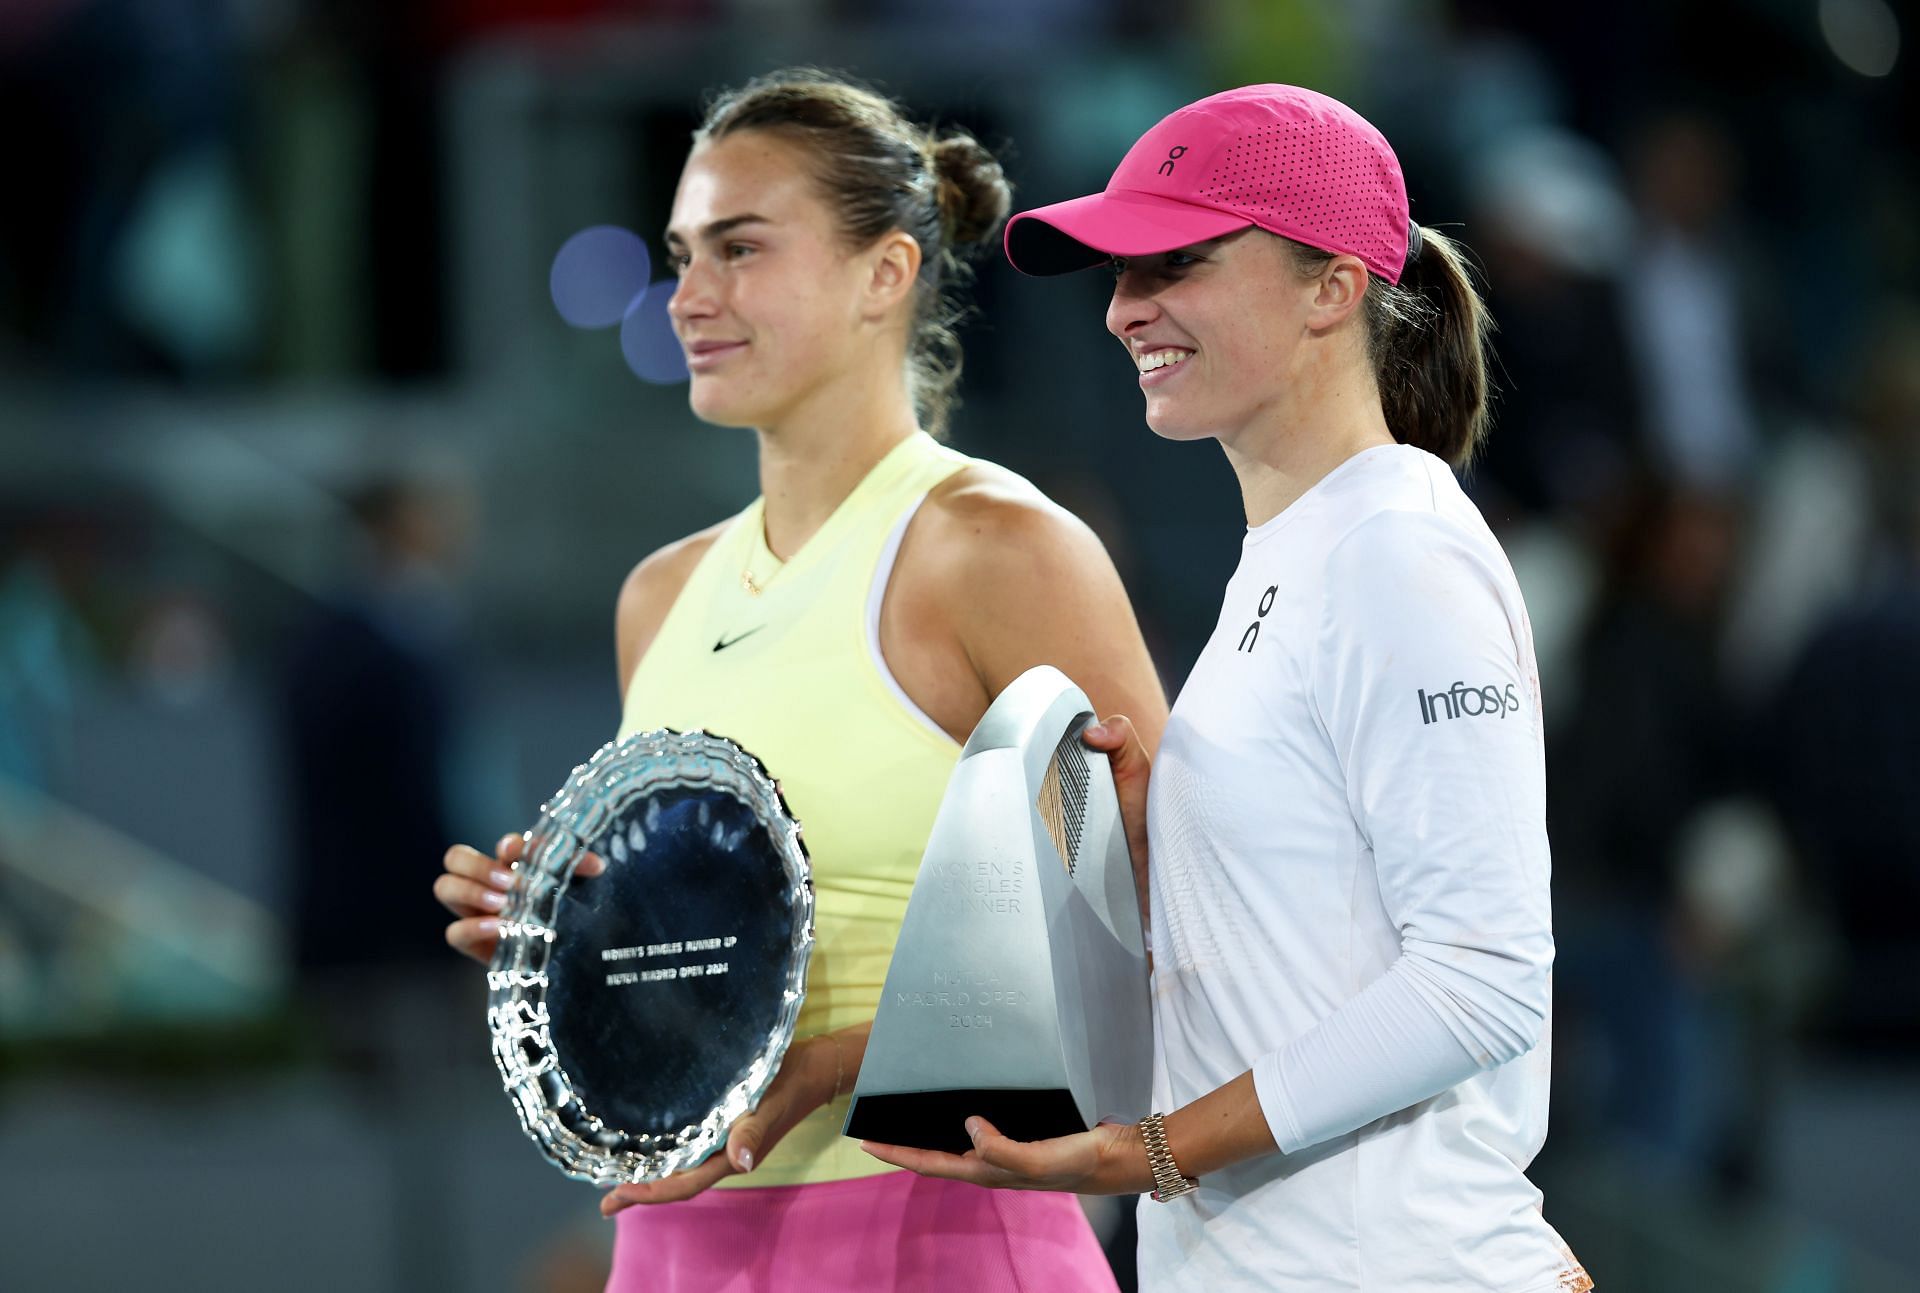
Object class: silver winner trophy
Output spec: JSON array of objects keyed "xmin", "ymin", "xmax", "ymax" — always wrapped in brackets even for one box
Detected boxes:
[
  {"xmin": 488, "ymin": 730, "xmax": 814, "ymax": 1185},
  {"xmin": 844, "ymin": 665, "xmax": 1151, "ymax": 1154}
]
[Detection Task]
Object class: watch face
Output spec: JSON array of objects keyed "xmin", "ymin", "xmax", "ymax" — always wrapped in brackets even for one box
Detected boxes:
[{"xmin": 487, "ymin": 729, "xmax": 813, "ymax": 1186}]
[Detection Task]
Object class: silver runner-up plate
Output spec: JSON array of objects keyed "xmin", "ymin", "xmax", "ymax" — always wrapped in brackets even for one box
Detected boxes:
[{"xmin": 487, "ymin": 730, "xmax": 813, "ymax": 1186}]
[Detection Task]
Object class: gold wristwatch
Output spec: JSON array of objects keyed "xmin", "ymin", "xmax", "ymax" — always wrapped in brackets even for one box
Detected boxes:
[{"xmin": 1140, "ymin": 1112, "xmax": 1198, "ymax": 1202}]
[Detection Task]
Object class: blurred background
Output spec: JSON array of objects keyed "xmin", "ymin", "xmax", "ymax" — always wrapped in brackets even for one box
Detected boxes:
[{"xmin": 2, "ymin": 0, "xmax": 1916, "ymax": 1289}]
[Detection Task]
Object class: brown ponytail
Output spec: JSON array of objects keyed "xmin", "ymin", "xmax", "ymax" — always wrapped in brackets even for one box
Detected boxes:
[
  {"xmin": 698, "ymin": 69, "xmax": 1012, "ymax": 438},
  {"xmin": 1289, "ymin": 228, "xmax": 1494, "ymax": 469}
]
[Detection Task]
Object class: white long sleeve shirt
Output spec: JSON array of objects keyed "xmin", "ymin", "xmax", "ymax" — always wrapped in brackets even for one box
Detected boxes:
[{"xmin": 1136, "ymin": 444, "xmax": 1589, "ymax": 1292}]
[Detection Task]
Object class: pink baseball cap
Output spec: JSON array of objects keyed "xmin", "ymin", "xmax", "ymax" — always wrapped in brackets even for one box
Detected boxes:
[{"xmin": 1004, "ymin": 84, "xmax": 1416, "ymax": 284}]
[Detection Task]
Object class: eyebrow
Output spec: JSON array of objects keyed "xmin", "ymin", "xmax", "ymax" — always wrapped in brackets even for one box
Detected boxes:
[{"xmin": 662, "ymin": 213, "xmax": 773, "ymax": 249}]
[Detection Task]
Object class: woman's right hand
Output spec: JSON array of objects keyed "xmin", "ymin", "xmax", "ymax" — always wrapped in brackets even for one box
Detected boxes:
[
  {"xmin": 436, "ymin": 833, "xmax": 524, "ymax": 963},
  {"xmin": 1081, "ymin": 714, "xmax": 1151, "ymax": 926},
  {"xmin": 435, "ymin": 833, "xmax": 606, "ymax": 963}
]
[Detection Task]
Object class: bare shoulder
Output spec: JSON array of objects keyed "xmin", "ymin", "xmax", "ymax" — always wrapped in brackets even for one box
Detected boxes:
[
  {"xmin": 615, "ymin": 519, "xmax": 729, "ymax": 693},
  {"xmin": 894, "ymin": 460, "xmax": 1167, "ymax": 751},
  {"xmin": 915, "ymin": 461, "xmax": 1107, "ymax": 573}
]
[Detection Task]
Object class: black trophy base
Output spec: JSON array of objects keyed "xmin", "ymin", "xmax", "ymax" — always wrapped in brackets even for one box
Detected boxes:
[{"xmin": 844, "ymin": 1088, "xmax": 1086, "ymax": 1155}]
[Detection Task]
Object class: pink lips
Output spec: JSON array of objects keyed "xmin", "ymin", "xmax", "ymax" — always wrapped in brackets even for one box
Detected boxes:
[{"xmin": 685, "ymin": 340, "xmax": 748, "ymax": 370}]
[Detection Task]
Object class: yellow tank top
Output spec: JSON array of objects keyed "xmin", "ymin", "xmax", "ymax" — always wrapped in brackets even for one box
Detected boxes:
[{"xmin": 618, "ymin": 431, "xmax": 971, "ymax": 1186}]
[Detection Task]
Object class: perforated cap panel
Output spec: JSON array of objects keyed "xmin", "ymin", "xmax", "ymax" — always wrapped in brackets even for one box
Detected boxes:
[{"xmin": 1194, "ymin": 112, "xmax": 1405, "ymax": 281}]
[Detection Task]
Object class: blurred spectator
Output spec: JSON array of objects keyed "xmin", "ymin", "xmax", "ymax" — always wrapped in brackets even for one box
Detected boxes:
[
  {"xmin": 277, "ymin": 469, "xmax": 474, "ymax": 1033},
  {"xmin": 1551, "ymin": 478, "xmax": 1748, "ymax": 902},
  {"xmin": 1619, "ymin": 110, "xmax": 1767, "ymax": 492},
  {"xmin": 1765, "ymin": 302, "xmax": 1920, "ymax": 1056},
  {"xmin": 0, "ymin": 522, "xmax": 97, "ymax": 1033},
  {"xmin": 0, "ymin": 512, "xmax": 103, "ymax": 790},
  {"xmin": 1548, "ymin": 476, "xmax": 1753, "ymax": 1178},
  {"xmin": 1464, "ymin": 126, "xmax": 1642, "ymax": 524},
  {"xmin": 0, "ymin": 559, "xmax": 88, "ymax": 790},
  {"xmin": 273, "ymin": 466, "xmax": 482, "ymax": 1290},
  {"xmin": 0, "ymin": 0, "xmax": 255, "ymax": 376}
]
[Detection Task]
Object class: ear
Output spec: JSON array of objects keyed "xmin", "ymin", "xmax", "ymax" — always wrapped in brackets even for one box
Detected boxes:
[
  {"xmin": 862, "ymin": 230, "xmax": 923, "ymax": 321},
  {"xmin": 1305, "ymin": 254, "xmax": 1369, "ymax": 332}
]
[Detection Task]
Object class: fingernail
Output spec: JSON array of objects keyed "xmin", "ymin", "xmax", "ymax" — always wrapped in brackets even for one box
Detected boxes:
[
  {"xmin": 965, "ymin": 1117, "xmax": 981, "ymax": 1138},
  {"xmin": 480, "ymin": 890, "xmax": 506, "ymax": 910},
  {"xmin": 737, "ymin": 1148, "xmax": 754, "ymax": 1173},
  {"xmin": 1085, "ymin": 723, "xmax": 1106, "ymax": 740},
  {"xmin": 491, "ymin": 869, "xmax": 516, "ymax": 890},
  {"xmin": 476, "ymin": 918, "xmax": 498, "ymax": 936}
]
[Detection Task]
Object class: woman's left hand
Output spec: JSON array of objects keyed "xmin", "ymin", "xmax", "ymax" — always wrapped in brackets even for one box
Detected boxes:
[
  {"xmin": 860, "ymin": 1117, "xmax": 1153, "ymax": 1196},
  {"xmin": 600, "ymin": 1034, "xmax": 838, "ymax": 1215}
]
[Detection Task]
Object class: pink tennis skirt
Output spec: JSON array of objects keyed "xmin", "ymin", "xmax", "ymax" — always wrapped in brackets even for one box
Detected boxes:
[{"xmin": 608, "ymin": 1170, "xmax": 1119, "ymax": 1293}]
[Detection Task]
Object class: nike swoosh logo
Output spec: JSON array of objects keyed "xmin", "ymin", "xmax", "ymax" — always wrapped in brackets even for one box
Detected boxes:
[{"xmin": 713, "ymin": 626, "xmax": 766, "ymax": 652}]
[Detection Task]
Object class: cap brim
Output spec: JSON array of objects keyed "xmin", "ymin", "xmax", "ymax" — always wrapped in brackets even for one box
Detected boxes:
[{"xmin": 1003, "ymin": 190, "xmax": 1253, "ymax": 276}]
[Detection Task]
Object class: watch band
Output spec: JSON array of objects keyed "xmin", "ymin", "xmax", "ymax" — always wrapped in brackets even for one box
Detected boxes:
[{"xmin": 1140, "ymin": 1112, "xmax": 1198, "ymax": 1202}]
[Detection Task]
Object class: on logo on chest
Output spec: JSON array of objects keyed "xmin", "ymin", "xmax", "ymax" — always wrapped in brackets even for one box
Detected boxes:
[{"xmin": 1238, "ymin": 585, "xmax": 1278, "ymax": 653}]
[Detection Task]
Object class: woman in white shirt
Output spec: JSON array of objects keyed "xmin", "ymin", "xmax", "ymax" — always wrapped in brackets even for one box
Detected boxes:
[{"xmin": 864, "ymin": 84, "xmax": 1593, "ymax": 1292}]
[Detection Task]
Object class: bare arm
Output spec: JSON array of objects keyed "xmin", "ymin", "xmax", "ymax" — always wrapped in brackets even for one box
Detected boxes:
[{"xmin": 888, "ymin": 464, "xmax": 1168, "ymax": 753}]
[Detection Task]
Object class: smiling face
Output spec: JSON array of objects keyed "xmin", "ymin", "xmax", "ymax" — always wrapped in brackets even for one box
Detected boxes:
[
  {"xmin": 665, "ymin": 130, "xmax": 891, "ymax": 430},
  {"xmin": 1105, "ymin": 229, "xmax": 1362, "ymax": 447}
]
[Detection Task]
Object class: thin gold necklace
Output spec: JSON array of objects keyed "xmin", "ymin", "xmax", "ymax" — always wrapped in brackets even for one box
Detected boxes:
[{"xmin": 741, "ymin": 541, "xmax": 782, "ymax": 597}]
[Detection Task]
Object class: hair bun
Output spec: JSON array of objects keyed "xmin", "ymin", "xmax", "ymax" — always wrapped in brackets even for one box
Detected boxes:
[{"xmin": 929, "ymin": 131, "xmax": 1012, "ymax": 255}]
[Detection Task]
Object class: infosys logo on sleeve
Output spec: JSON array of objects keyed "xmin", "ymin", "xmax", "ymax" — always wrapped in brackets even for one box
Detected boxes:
[{"xmin": 1417, "ymin": 680, "xmax": 1522, "ymax": 725}]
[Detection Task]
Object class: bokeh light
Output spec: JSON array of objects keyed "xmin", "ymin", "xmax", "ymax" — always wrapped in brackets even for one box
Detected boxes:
[
  {"xmin": 1821, "ymin": 0, "xmax": 1901, "ymax": 78},
  {"xmin": 549, "ymin": 225, "xmax": 652, "ymax": 329},
  {"xmin": 621, "ymin": 279, "xmax": 688, "ymax": 385}
]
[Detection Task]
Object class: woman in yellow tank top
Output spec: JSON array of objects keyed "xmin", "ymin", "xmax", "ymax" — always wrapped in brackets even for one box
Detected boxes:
[{"xmin": 435, "ymin": 70, "xmax": 1166, "ymax": 1291}]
